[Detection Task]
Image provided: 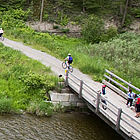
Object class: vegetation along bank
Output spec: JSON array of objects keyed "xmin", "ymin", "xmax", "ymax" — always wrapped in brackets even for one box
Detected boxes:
[{"xmin": 0, "ymin": 0, "xmax": 140, "ymax": 115}]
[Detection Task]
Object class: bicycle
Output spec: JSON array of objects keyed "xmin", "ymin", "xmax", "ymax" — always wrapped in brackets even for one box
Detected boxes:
[
  {"xmin": 97, "ymin": 90, "xmax": 107, "ymax": 110},
  {"xmin": 101, "ymin": 95, "xmax": 107, "ymax": 110},
  {"xmin": 0, "ymin": 36, "xmax": 4, "ymax": 41},
  {"xmin": 62, "ymin": 61, "xmax": 73, "ymax": 73}
]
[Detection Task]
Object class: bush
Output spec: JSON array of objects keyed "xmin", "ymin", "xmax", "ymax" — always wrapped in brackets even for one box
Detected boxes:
[
  {"xmin": 61, "ymin": 28, "xmax": 69, "ymax": 33},
  {"xmin": 53, "ymin": 25, "xmax": 59, "ymax": 29},
  {"xmin": 101, "ymin": 26, "xmax": 118, "ymax": 42},
  {"xmin": 36, "ymin": 101, "xmax": 53, "ymax": 116},
  {"xmin": 81, "ymin": 14, "xmax": 105, "ymax": 43},
  {"xmin": 131, "ymin": 8, "xmax": 140, "ymax": 18},
  {"xmin": 0, "ymin": 97, "xmax": 13, "ymax": 113}
]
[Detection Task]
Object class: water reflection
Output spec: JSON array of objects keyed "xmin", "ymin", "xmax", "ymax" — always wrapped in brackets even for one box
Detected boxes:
[{"xmin": 0, "ymin": 113, "xmax": 124, "ymax": 140}]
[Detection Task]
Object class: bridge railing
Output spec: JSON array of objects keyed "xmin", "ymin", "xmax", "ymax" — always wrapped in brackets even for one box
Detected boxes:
[
  {"xmin": 65, "ymin": 70, "xmax": 140, "ymax": 140},
  {"xmin": 103, "ymin": 69, "xmax": 140, "ymax": 99}
]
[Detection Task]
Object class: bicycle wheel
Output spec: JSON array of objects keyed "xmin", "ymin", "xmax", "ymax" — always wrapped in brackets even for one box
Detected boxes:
[
  {"xmin": 69, "ymin": 65, "xmax": 73, "ymax": 73},
  {"xmin": 62, "ymin": 62, "xmax": 67, "ymax": 69},
  {"xmin": 101, "ymin": 99, "xmax": 107, "ymax": 110},
  {"xmin": 1, "ymin": 36, "xmax": 4, "ymax": 41}
]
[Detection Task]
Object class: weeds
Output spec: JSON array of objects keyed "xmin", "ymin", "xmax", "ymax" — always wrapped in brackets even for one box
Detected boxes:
[
  {"xmin": 0, "ymin": 43, "xmax": 58, "ymax": 116},
  {"xmin": 1, "ymin": 11, "xmax": 140, "ymax": 95}
]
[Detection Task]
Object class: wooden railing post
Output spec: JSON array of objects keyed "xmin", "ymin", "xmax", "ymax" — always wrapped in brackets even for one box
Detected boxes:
[
  {"xmin": 96, "ymin": 93, "xmax": 100, "ymax": 113},
  {"xmin": 109, "ymin": 71, "xmax": 113, "ymax": 83},
  {"xmin": 79, "ymin": 80, "xmax": 83, "ymax": 98},
  {"xmin": 65, "ymin": 70, "xmax": 69, "ymax": 87},
  {"xmin": 128, "ymin": 81, "xmax": 132, "ymax": 91},
  {"xmin": 116, "ymin": 108, "xmax": 122, "ymax": 131}
]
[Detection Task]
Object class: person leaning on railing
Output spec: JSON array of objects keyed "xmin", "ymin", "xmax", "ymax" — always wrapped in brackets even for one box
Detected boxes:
[
  {"xmin": 126, "ymin": 89, "xmax": 135, "ymax": 109},
  {"xmin": 135, "ymin": 95, "xmax": 140, "ymax": 118}
]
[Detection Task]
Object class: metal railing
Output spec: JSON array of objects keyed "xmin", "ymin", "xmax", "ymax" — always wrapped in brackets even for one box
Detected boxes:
[
  {"xmin": 65, "ymin": 70, "xmax": 140, "ymax": 140},
  {"xmin": 104, "ymin": 69, "xmax": 140, "ymax": 92}
]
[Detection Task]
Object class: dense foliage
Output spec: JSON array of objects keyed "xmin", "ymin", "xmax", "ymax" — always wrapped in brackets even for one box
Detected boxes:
[
  {"xmin": 1, "ymin": 0, "xmax": 140, "ymax": 43},
  {"xmin": 81, "ymin": 14, "xmax": 118, "ymax": 43},
  {"xmin": 0, "ymin": 43, "xmax": 58, "ymax": 115},
  {"xmin": 1, "ymin": 0, "xmax": 140, "ymax": 23},
  {"xmin": 1, "ymin": 9, "xmax": 140, "ymax": 94}
]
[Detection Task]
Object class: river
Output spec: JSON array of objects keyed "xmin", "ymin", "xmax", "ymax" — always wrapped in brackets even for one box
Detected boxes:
[{"xmin": 0, "ymin": 112, "xmax": 124, "ymax": 140}]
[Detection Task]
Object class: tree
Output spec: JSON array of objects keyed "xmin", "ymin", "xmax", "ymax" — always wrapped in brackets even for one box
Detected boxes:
[
  {"xmin": 81, "ymin": 14, "xmax": 105, "ymax": 43},
  {"xmin": 122, "ymin": 0, "xmax": 129, "ymax": 26},
  {"xmin": 40, "ymin": 0, "xmax": 44, "ymax": 23}
]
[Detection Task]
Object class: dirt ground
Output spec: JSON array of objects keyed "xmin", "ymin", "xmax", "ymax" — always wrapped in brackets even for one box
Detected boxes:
[
  {"xmin": 26, "ymin": 21, "xmax": 81, "ymax": 37},
  {"xmin": 26, "ymin": 19, "xmax": 140, "ymax": 36}
]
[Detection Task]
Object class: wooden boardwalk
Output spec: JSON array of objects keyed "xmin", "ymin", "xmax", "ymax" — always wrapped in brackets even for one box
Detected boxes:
[{"xmin": 1, "ymin": 38, "xmax": 140, "ymax": 140}]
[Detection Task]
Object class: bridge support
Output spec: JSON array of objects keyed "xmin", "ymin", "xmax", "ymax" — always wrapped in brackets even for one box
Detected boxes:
[
  {"xmin": 96, "ymin": 93, "xmax": 100, "ymax": 113},
  {"xmin": 79, "ymin": 80, "xmax": 83, "ymax": 98},
  {"xmin": 116, "ymin": 108, "xmax": 122, "ymax": 131},
  {"xmin": 65, "ymin": 70, "xmax": 69, "ymax": 87}
]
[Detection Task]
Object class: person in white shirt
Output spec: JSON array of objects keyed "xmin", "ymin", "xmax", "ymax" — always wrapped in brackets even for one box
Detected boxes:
[
  {"xmin": 0, "ymin": 28, "xmax": 4, "ymax": 38},
  {"xmin": 126, "ymin": 89, "xmax": 135, "ymax": 108}
]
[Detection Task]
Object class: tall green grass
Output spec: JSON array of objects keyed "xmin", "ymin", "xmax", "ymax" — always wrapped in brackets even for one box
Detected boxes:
[
  {"xmin": 1, "ymin": 12, "xmax": 140, "ymax": 94},
  {"xmin": 0, "ymin": 43, "xmax": 58, "ymax": 115}
]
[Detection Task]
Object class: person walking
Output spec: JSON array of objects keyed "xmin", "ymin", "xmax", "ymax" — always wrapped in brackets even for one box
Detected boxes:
[
  {"xmin": 126, "ymin": 89, "xmax": 135, "ymax": 108},
  {"xmin": 0, "ymin": 28, "xmax": 4, "ymax": 38},
  {"xmin": 97, "ymin": 85, "xmax": 107, "ymax": 110},
  {"xmin": 135, "ymin": 95, "xmax": 140, "ymax": 118}
]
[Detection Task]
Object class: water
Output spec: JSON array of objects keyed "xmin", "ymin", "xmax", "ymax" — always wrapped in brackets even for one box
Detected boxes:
[{"xmin": 0, "ymin": 113, "xmax": 124, "ymax": 140}]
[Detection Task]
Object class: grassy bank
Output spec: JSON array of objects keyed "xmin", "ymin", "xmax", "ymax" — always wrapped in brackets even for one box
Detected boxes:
[
  {"xmin": 3, "ymin": 25, "xmax": 140, "ymax": 94},
  {"xmin": 1, "ymin": 11, "xmax": 140, "ymax": 95},
  {"xmin": 0, "ymin": 43, "xmax": 59, "ymax": 116}
]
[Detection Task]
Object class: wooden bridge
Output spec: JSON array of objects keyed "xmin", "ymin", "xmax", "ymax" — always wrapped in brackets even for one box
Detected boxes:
[{"xmin": 64, "ymin": 69, "xmax": 140, "ymax": 140}]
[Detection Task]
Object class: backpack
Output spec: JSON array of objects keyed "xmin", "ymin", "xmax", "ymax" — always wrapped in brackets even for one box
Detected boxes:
[{"xmin": 69, "ymin": 56, "xmax": 73, "ymax": 61}]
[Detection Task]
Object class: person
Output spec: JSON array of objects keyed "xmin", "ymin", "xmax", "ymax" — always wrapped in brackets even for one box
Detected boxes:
[
  {"xmin": 64, "ymin": 53, "xmax": 73, "ymax": 68},
  {"xmin": 126, "ymin": 89, "xmax": 135, "ymax": 108},
  {"xmin": 135, "ymin": 94, "xmax": 140, "ymax": 118},
  {"xmin": 0, "ymin": 28, "xmax": 4, "ymax": 38},
  {"xmin": 97, "ymin": 85, "xmax": 107, "ymax": 110},
  {"xmin": 101, "ymin": 85, "xmax": 106, "ymax": 95}
]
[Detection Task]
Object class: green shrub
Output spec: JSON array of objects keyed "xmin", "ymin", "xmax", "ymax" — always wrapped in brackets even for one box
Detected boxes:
[
  {"xmin": 61, "ymin": 28, "xmax": 69, "ymax": 33},
  {"xmin": 123, "ymin": 14, "xmax": 133, "ymax": 27},
  {"xmin": 101, "ymin": 26, "xmax": 118, "ymax": 42},
  {"xmin": 81, "ymin": 14, "xmax": 105, "ymax": 43},
  {"xmin": 0, "ymin": 97, "xmax": 13, "ymax": 113},
  {"xmin": 36, "ymin": 101, "xmax": 54, "ymax": 116},
  {"xmin": 131, "ymin": 8, "xmax": 140, "ymax": 18},
  {"xmin": 20, "ymin": 73, "xmax": 57, "ymax": 92},
  {"xmin": 53, "ymin": 25, "xmax": 59, "ymax": 29}
]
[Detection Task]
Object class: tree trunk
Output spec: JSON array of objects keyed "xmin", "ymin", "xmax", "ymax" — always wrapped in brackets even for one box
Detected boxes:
[
  {"xmin": 83, "ymin": 0, "xmax": 85, "ymax": 12},
  {"xmin": 122, "ymin": 0, "xmax": 129, "ymax": 26},
  {"xmin": 129, "ymin": 0, "xmax": 133, "ymax": 7},
  {"xmin": 40, "ymin": 0, "xmax": 44, "ymax": 23},
  {"xmin": 120, "ymin": 5, "xmax": 123, "ymax": 14}
]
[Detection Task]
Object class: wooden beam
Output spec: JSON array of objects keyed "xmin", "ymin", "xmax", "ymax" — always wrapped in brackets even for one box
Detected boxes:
[
  {"xmin": 105, "ymin": 69, "xmax": 140, "ymax": 92},
  {"xmin": 40, "ymin": 0, "xmax": 44, "ymax": 23},
  {"xmin": 102, "ymin": 79, "xmax": 127, "ymax": 99}
]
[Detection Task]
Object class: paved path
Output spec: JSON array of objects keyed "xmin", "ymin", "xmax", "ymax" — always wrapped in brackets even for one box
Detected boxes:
[{"xmin": 1, "ymin": 38, "xmax": 140, "ymax": 139}]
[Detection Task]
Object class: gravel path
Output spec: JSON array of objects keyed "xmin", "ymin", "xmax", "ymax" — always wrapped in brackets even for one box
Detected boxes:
[{"xmin": 1, "ymin": 38, "xmax": 101, "ymax": 89}]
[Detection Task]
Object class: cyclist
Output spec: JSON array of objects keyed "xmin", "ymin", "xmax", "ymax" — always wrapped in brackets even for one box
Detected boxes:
[
  {"xmin": 0, "ymin": 28, "xmax": 4, "ymax": 38},
  {"xmin": 64, "ymin": 53, "xmax": 73, "ymax": 69}
]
